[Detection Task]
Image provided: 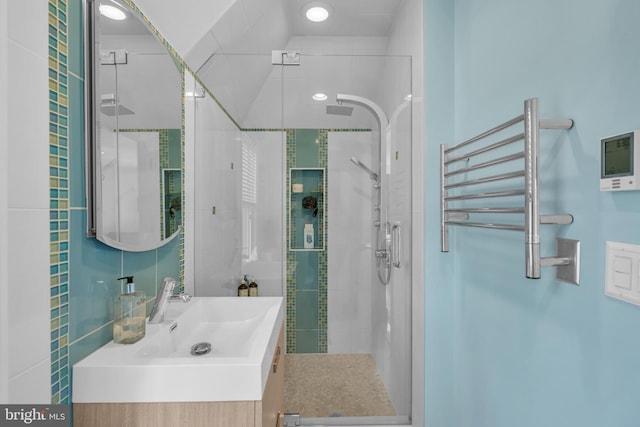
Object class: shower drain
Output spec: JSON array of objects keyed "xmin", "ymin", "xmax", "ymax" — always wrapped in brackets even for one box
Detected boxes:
[{"xmin": 190, "ymin": 342, "xmax": 212, "ymax": 356}]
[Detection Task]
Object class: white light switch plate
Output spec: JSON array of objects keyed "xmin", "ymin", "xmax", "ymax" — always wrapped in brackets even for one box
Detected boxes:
[{"xmin": 605, "ymin": 241, "xmax": 640, "ymax": 306}]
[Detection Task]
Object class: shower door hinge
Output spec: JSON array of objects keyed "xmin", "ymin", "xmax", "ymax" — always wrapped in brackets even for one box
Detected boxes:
[
  {"xmin": 100, "ymin": 49, "xmax": 128, "ymax": 65},
  {"xmin": 283, "ymin": 413, "xmax": 301, "ymax": 426},
  {"xmin": 272, "ymin": 50, "xmax": 300, "ymax": 66}
]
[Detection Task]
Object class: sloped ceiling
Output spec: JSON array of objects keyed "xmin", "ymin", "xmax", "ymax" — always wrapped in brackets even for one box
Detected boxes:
[
  {"xmin": 132, "ymin": 0, "xmax": 405, "ymax": 128},
  {"xmin": 132, "ymin": 0, "xmax": 237, "ymax": 56}
]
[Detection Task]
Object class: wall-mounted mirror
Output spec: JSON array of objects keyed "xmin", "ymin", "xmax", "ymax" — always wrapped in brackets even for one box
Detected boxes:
[{"xmin": 85, "ymin": 0, "xmax": 183, "ymax": 251}]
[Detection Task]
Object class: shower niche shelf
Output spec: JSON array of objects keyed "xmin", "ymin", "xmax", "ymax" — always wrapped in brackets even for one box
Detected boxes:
[{"xmin": 289, "ymin": 168, "xmax": 325, "ymax": 251}]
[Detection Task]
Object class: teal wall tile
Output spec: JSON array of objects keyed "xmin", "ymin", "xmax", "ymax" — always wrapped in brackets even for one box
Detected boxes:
[
  {"xmin": 295, "ymin": 329, "xmax": 319, "ymax": 354},
  {"xmin": 168, "ymin": 129, "xmax": 181, "ymax": 169},
  {"xmin": 294, "ymin": 129, "xmax": 320, "ymax": 167},
  {"xmin": 122, "ymin": 250, "xmax": 161, "ymax": 314},
  {"xmin": 296, "ymin": 291, "xmax": 319, "ymax": 329},
  {"xmin": 69, "ymin": 323, "xmax": 113, "ymax": 368},
  {"xmin": 157, "ymin": 237, "xmax": 181, "ymax": 290},
  {"xmin": 295, "ymin": 251, "xmax": 318, "ymax": 290},
  {"xmin": 68, "ymin": 210, "xmax": 121, "ymax": 342}
]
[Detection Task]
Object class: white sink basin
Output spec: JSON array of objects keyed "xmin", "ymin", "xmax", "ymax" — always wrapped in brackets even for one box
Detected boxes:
[{"xmin": 72, "ymin": 297, "xmax": 284, "ymax": 403}]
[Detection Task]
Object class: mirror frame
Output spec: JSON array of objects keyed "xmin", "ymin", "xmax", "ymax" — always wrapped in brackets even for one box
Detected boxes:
[{"xmin": 84, "ymin": 0, "xmax": 182, "ymax": 251}]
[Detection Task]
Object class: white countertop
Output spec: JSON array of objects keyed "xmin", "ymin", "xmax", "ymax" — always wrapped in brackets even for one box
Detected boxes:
[{"xmin": 72, "ymin": 297, "xmax": 284, "ymax": 403}]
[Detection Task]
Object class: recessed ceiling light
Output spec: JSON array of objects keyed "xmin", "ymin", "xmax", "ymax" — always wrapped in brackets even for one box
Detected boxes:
[
  {"xmin": 303, "ymin": 3, "xmax": 331, "ymax": 22},
  {"xmin": 312, "ymin": 93, "xmax": 328, "ymax": 101},
  {"xmin": 306, "ymin": 6, "xmax": 329, "ymax": 22},
  {"xmin": 100, "ymin": 4, "xmax": 126, "ymax": 20}
]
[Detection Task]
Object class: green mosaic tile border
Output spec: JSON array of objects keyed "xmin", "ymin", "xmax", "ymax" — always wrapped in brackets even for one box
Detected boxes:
[
  {"xmin": 285, "ymin": 130, "xmax": 298, "ymax": 353},
  {"xmin": 317, "ymin": 130, "xmax": 328, "ymax": 352},
  {"xmin": 158, "ymin": 129, "xmax": 170, "ymax": 236},
  {"xmin": 48, "ymin": 0, "xmax": 71, "ymax": 405},
  {"xmin": 285, "ymin": 251, "xmax": 297, "ymax": 352},
  {"xmin": 179, "ymin": 72, "xmax": 185, "ymax": 285},
  {"xmin": 318, "ymin": 250, "xmax": 327, "ymax": 351},
  {"xmin": 317, "ymin": 130, "xmax": 328, "ymax": 251}
]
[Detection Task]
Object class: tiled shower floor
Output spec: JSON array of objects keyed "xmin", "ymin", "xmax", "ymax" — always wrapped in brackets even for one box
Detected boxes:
[{"xmin": 284, "ymin": 353, "xmax": 396, "ymax": 419}]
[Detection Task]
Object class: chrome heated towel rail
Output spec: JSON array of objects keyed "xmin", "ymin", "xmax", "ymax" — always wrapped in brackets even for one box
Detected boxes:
[{"xmin": 440, "ymin": 98, "xmax": 580, "ymax": 283}]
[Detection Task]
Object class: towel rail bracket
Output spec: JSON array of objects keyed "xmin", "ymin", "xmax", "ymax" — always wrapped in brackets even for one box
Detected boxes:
[{"xmin": 541, "ymin": 238, "xmax": 580, "ymax": 285}]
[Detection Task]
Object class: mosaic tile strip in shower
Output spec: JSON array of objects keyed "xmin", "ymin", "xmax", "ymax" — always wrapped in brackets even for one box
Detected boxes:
[
  {"xmin": 248, "ymin": 127, "xmax": 370, "ymax": 354},
  {"xmin": 49, "ymin": 0, "xmax": 71, "ymax": 405},
  {"xmin": 285, "ymin": 129, "xmax": 330, "ymax": 353}
]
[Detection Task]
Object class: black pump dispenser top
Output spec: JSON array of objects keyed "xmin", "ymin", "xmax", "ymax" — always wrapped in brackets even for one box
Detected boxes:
[{"xmin": 117, "ymin": 276, "xmax": 135, "ymax": 293}]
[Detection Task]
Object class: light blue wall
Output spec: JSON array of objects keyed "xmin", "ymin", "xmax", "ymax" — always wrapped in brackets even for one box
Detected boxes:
[
  {"xmin": 425, "ymin": 0, "xmax": 640, "ymax": 426},
  {"xmin": 424, "ymin": 0, "xmax": 455, "ymax": 425}
]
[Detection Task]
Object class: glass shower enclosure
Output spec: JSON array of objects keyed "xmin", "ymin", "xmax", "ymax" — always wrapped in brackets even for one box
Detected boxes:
[{"xmin": 185, "ymin": 51, "xmax": 412, "ymax": 425}]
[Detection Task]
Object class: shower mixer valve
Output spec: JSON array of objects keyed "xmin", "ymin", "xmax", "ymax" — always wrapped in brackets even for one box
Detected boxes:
[{"xmin": 376, "ymin": 249, "xmax": 389, "ymax": 259}]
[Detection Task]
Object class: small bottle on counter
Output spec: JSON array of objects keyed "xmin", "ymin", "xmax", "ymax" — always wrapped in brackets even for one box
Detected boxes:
[
  {"xmin": 238, "ymin": 277, "xmax": 249, "ymax": 297},
  {"xmin": 248, "ymin": 275, "xmax": 258, "ymax": 297}
]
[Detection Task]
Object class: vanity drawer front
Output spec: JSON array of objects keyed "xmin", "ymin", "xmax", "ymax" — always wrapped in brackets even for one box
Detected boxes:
[
  {"xmin": 73, "ymin": 401, "xmax": 256, "ymax": 427},
  {"xmin": 261, "ymin": 324, "xmax": 285, "ymax": 427}
]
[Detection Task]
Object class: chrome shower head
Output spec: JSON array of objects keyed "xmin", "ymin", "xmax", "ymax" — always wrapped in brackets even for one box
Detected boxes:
[
  {"xmin": 350, "ymin": 157, "xmax": 378, "ymax": 182},
  {"xmin": 100, "ymin": 104, "xmax": 135, "ymax": 116},
  {"xmin": 326, "ymin": 104, "xmax": 354, "ymax": 116},
  {"xmin": 100, "ymin": 94, "xmax": 135, "ymax": 116}
]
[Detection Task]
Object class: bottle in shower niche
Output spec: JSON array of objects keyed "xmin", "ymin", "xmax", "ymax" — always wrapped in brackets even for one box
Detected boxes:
[
  {"xmin": 249, "ymin": 275, "xmax": 258, "ymax": 297},
  {"xmin": 113, "ymin": 276, "xmax": 146, "ymax": 344},
  {"xmin": 304, "ymin": 223, "xmax": 314, "ymax": 249},
  {"xmin": 238, "ymin": 277, "xmax": 249, "ymax": 297}
]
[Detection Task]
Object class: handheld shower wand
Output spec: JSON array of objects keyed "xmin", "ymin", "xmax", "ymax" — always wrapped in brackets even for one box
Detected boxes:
[{"xmin": 350, "ymin": 157, "xmax": 379, "ymax": 182}]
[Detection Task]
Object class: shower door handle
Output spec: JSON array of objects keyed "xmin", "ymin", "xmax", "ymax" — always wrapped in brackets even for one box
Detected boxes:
[{"xmin": 392, "ymin": 223, "xmax": 401, "ymax": 268}]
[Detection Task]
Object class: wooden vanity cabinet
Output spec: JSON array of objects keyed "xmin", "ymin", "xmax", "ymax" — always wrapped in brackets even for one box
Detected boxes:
[
  {"xmin": 257, "ymin": 324, "xmax": 285, "ymax": 427},
  {"xmin": 73, "ymin": 325, "xmax": 285, "ymax": 427}
]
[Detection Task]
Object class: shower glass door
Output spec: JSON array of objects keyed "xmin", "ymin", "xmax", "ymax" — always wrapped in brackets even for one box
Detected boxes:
[
  {"xmin": 186, "ymin": 51, "xmax": 412, "ymax": 425},
  {"xmin": 187, "ymin": 53, "xmax": 286, "ymax": 298},
  {"xmin": 281, "ymin": 53, "xmax": 413, "ymax": 425}
]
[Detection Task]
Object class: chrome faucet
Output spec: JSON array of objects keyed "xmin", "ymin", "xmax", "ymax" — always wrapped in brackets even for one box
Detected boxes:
[{"xmin": 148, "ymin": 277, "xmax": 191, "ymax": 324}]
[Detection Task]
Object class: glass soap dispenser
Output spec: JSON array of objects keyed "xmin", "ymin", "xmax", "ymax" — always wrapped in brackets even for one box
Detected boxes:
[{"xmin": 113, "ymin": 276, "xmax": 146, "ymax": 344}]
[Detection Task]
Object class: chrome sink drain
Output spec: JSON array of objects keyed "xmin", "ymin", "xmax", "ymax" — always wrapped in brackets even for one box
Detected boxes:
[{"xmin": 190, "ymin": 342, "xmax": 212, "ymax": 356}]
